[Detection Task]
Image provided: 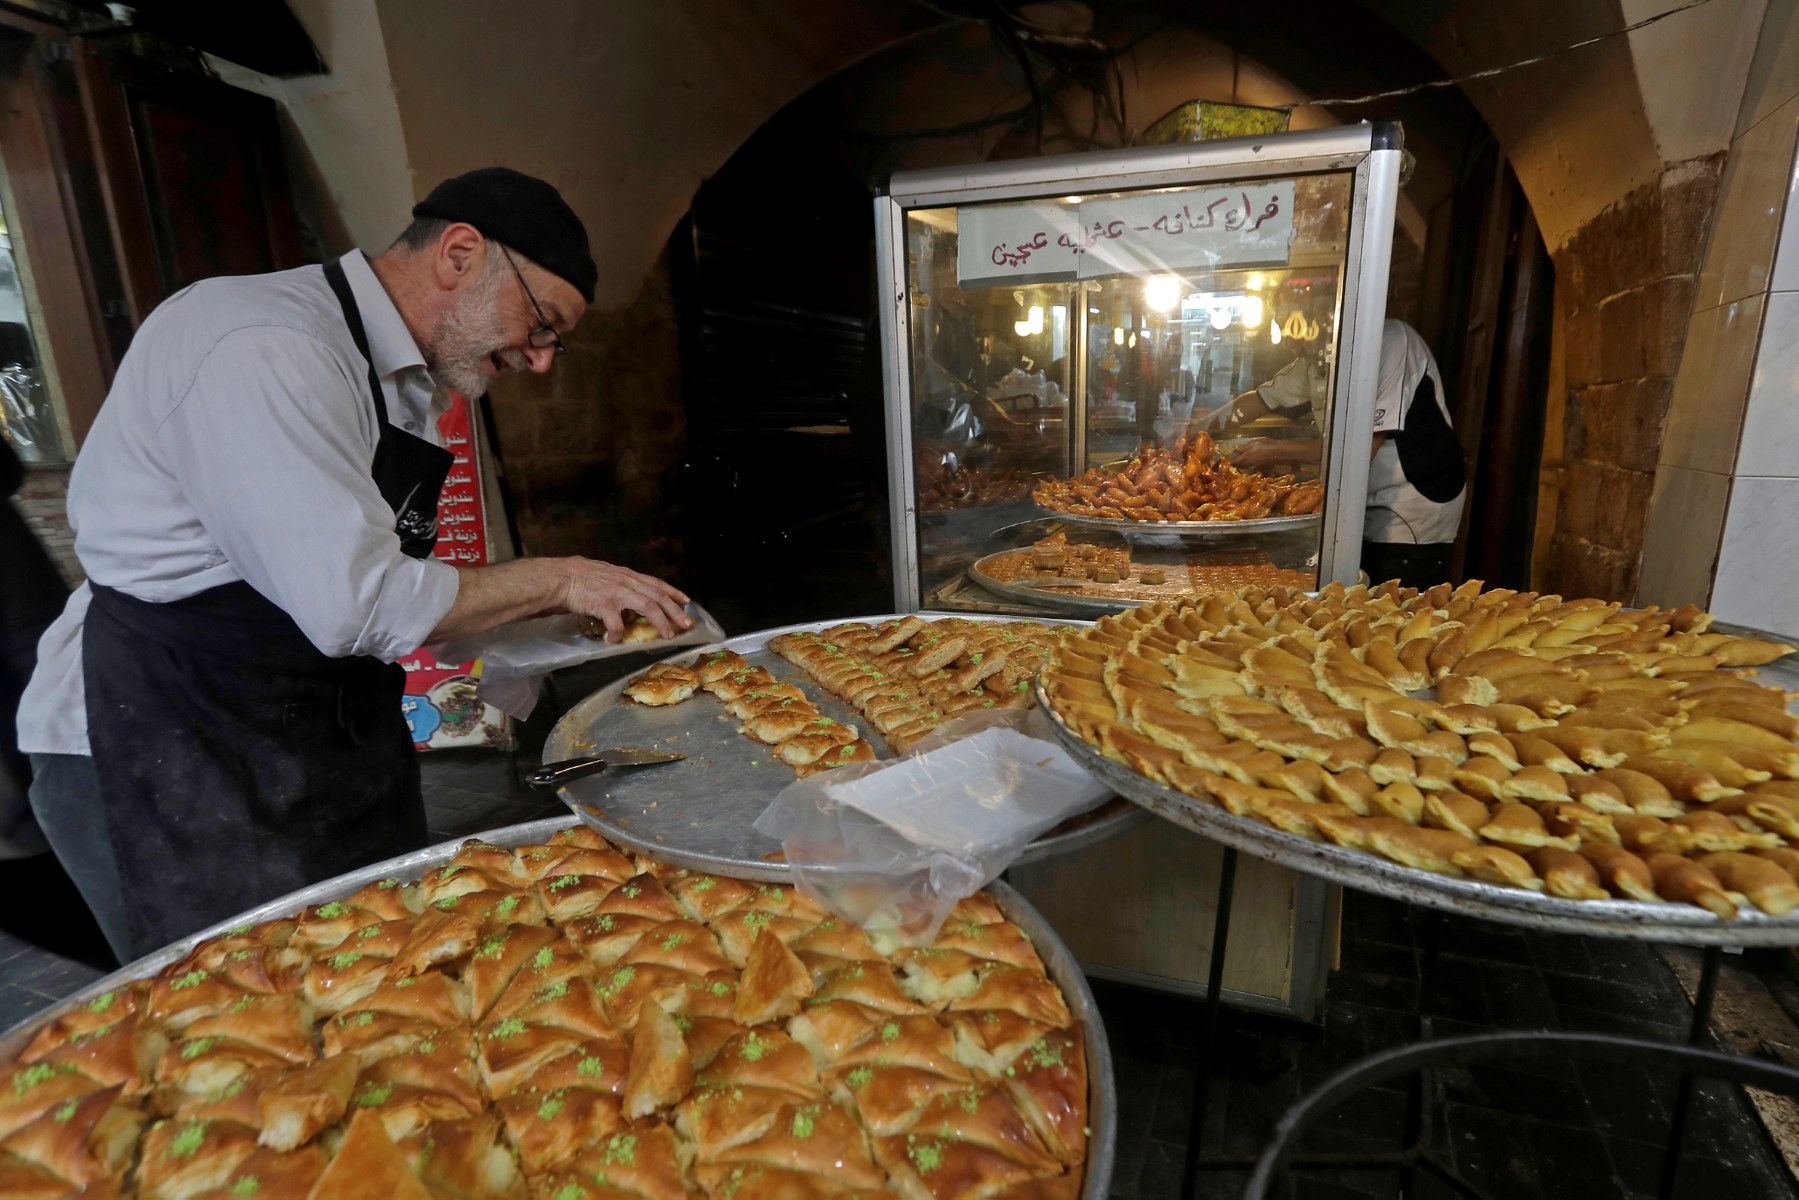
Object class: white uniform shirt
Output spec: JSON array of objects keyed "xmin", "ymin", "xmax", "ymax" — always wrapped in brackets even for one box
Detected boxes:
[
  {"xmin": 1256, "ymin": 321, "xmax": 1465, "ymax": 545},
  {"xmin": 17, "ymin": 251, "xmax": 462, "ymax": 756}
]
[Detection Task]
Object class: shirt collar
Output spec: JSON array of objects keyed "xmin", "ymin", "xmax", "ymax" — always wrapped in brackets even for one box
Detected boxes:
[{"xmin": 336, "ymin": 250, "xmax": 428, "ymax": 380}]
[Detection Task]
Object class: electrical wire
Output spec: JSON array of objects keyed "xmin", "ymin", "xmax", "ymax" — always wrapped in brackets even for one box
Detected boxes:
[{"xmin": 1293, "ymin": 0, "xmax": 1719, "ymax": 110}]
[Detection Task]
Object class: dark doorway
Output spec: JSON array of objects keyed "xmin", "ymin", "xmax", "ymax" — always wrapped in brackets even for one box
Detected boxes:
[{"xmin": 670, "ymin": 113, "xmax": 892, "ymax": 634}]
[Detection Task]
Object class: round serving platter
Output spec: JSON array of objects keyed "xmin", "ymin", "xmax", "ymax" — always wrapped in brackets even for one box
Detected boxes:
[
  {"xmin": 0, "ymin": 815, "xmax": 1116, "ymax": 1200},
  {"xmin": 1033, "ymin": 658, "xmax": 1799, "ymax": 947},
  {"xmin": 1033, "ymin": 503, "xmax": 1323, "ymax": 540},
  {"xmin": 544, "ymin": 613, "xmax": 1149, "ymax": 883}
]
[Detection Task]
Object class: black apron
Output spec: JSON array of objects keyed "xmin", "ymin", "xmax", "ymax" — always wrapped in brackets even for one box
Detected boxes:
[{"xmin": 82, "ymin": 258, "xmax": 453, "ymax": 959}]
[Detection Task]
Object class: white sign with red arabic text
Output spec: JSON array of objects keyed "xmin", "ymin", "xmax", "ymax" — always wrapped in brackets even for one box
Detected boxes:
[{"xmin": 954, "ymin": 181, "xmax": 1295, "ymax": 287}]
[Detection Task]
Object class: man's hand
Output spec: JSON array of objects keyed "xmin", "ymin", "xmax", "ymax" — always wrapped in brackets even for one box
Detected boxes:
[
  {"xmin": 1230, "ymin": 438, "xmax": 1317, "ymax": 472},
  {"xmin": 563, "ymin": 560, "xmax": 692, "ymax": 642},
  {"xmin": 427, "ymin": 557, "xmax": 693, "ymax": 644}
]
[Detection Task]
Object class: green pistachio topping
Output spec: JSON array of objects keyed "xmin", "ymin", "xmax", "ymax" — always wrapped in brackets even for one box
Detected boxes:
[
  {"xmin": 741, "ymin": 1034, "xmax": 768, "ymax": 1062},
  {"xmin": 909, "ymin": 1141, "xmax": 945, "ymax": 1173},
  {"xmin": 52, "ymin": 1097, "xmax": 80, "ymax": 1123},
  {"xmin": 167, "ymin": 1121, "xmax": 210, "ymax": 1159},
  {"xmin": 846, "ymin": 1066, "xmax": 874, "ymax": 1089},
  {"xmin": 662, "ymin": 932, "xmax": 683, "ymax": 950},
  {"xmin": 791, "ymin": 1110, "xmax": 816, "ymax": 1138},
  {"xmin": 352, "ymin": 1081, "xmax": 393, "ymax": 1108},
  {"xmin": 433, "ymin": 897, "xmax": 459, "ymax": 910},
  {"xmin": 180, "ymin": 1037, "xmax": 220, "ymax": 1060},
  {"xmin": 601, "ymin": 1133, "xmax": 637, "ymax": 1166},
  {"xmin": 487, "ymin": 1019, "xmax": 527, "ymax": 1040},
  {"xmin": 314, "ymin": 902, "xmax": 350, "ymax": 919},
  {"xmin": 230, "ymin": 1178, "xmax": 261, "ymax": 1197},
  {"xmin": 532, "ymin": 947, "xmax": 556, "ymax": 969},
  {"xmin": 494, "ymin": 895, "xmax": 521, "ymax": 918},
  {"xmin": 87, "ymin": 991, "xmax": 117, "ymax": 1014},
  {"xmin": 326, "ymin": 952, "xmax": 362, "ymax": 970},
  {"xmin": 12, "ymin": 1064, "xmax": 66, "ymax": 1096},
  {"xmin": 169, "ymin": 970, "xmax": 209, "ymax": 990},
  {"xmin": 377, "ymin": 878, "xmax": 401, "ymax": 889},
  {"xmin": 576, "ymin": 1055, "xmax": 607, "ymax": 1078},
  {"xmin": 537, "ymin": 1093, "xmax": 566, "ymax": 1121}
]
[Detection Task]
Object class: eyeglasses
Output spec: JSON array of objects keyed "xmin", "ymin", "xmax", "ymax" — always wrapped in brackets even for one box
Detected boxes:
[{"xmin": 497, "ymin": 243, "xmax": 565, "ymax": 354}]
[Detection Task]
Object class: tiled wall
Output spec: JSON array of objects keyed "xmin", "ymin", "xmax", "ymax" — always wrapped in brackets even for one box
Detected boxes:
[
  {"xmin": 1637, "ymin": 0, "xmax": 1799, "ymax": 633},
  {"xmin": 13, "ymin": 466, "xmax": 81, "ymax": 587}
]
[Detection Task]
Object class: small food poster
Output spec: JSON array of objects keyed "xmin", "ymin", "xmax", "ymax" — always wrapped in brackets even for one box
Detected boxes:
[{"xmin": 397, "ymin": 391, "xmax": 513, "ymax": 750}]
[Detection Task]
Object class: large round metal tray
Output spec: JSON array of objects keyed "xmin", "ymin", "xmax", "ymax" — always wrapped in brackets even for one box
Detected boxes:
[
  {"xmin": 1033, "ymin": 502, "xmax": 1323, "ymax": 540},
  {"xmin": 545, "ymin": 614, "xmax": 1149, "ymax": 882},
  {"xmin": 0, "ymin": 816, "xmax": 1115, "ymax": 1200},
  {"xmin": 1033, "ymin": 656, "xmax": 1799, "ymax": 946}
]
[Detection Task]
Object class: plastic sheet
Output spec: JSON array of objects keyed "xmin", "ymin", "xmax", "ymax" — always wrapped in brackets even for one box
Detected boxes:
[
  {"xmin": 429, "ymin": 603, "xmax": 725, "ymax": 719},
  {"xmin": 753, "ymin": 707, "xmax": 1110, "ymax": 946}
]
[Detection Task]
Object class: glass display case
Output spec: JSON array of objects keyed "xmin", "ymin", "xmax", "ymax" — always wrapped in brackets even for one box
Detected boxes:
[{"xmin": 875, "ymin": 124, "xmax": 1404, "ymax": 615}]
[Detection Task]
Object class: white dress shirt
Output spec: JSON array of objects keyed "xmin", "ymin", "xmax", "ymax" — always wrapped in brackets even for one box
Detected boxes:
[{"xmin": 17, "ymin": 250, "xmax": 462, "ymax": 756}]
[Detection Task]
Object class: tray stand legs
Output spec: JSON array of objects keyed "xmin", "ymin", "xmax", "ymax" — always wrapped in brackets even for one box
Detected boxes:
[{"xmin": 1658, "ymin": 943, "xmax": 1724, "ymax": 1200}]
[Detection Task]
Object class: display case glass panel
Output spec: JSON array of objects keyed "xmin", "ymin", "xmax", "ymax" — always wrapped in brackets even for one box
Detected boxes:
[{"xmin": 896, "ymin": 167, "xmax": 1359, "ymax": 616}]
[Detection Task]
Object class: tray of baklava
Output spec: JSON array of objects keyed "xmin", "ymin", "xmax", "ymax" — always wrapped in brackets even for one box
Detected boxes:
[
  {"xmin": 544, "ymin": 615, "xmax": 1149, "ymax": 882},
  {"xmin": 0, "ymin": 815, "xmax": 1115, "ymax": 1200}
]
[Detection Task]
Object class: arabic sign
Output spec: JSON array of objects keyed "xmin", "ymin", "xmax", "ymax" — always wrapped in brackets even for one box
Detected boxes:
[
  {"xmin": 955, "ymin": 181, "xmax": 1296, "ymax": 287},
  {"xmin": 396, "ymin": 390, "xmax": 512, "ymax": 750}
]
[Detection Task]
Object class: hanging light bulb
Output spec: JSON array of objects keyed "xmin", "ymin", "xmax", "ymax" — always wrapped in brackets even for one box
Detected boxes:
[
  {"xmin": 1245, "ymin": 272, "xmax": 1265, "ymax": 291},
  {"xmin": 1144, "ymin": 275, "xmax": 1182, "ymax": 313},
  {"xmin": 1270, "ymin": 321, "xmax": 1282, "ymax": 345},
  {"xmin": 1127, "ymin": 332, "xmax": 1137, "ymax": 349},
  {"xmin": 1113, "ymin": 327, "xmax": 1124, "ymax": 345},
  {"xmin": 1241, "ymin": 295, "xmax": 1265, "ymax": 329},
  {"xmin": 1210, "ymin": 308, "xmax": 1232, "ymax": 332},
  {"xmin": 1027, "ymin": 305, "xmax": 1044, "ymax": 335}
]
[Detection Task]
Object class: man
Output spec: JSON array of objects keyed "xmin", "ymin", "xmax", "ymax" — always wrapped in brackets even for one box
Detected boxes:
[
  {"xmin": 17, "ymin": 168, "xmax": 692, "ymax": 962},
  {"xmin": 1209, "ymin": 318, "xmax": 1467, "ymax": 589}
]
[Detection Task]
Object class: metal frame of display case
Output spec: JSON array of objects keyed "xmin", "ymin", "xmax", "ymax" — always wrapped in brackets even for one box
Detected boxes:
[{"xmin": 874, "ymin": 122, "xmax": 1404, "ymax": 612}]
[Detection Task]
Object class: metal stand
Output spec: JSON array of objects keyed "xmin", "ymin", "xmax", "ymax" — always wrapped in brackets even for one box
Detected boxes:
[
  {"xmin": 1178, "ymin": 870, "xmax": 1730, "ymax": 1199},
  {"xmin": 1659, "ymin": 944, "xmax": 1725, "ymax": 1200},
  {"xmin": 1180, "ymin": 846, "xmax": 1237, "ymax": 1199}
]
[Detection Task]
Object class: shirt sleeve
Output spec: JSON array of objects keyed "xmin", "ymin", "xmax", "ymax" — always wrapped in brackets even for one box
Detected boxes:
[
  {"xmin": 1371, "ymin": 374, "xmax": 1413, "ymax": 435},
  {"xmin": 156, "ymin": 326, "xmax": 460, "ymax": 660},
  {"xmin": 1255, "ymin": 359, "xmax": 1315, "ymax": 413}
]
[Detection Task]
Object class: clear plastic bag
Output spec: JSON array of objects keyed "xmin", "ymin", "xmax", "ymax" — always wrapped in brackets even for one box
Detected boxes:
[
  {"xmin": 752, "ymin": 707, "xmax": 1109, "ymax": 948},
  {"xmin": 429, "ymin": 603, "xmax": 725, "ymax": 719}
]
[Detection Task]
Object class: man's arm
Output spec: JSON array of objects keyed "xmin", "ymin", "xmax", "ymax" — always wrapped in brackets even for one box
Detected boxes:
[
  {"xmin": 427, "ymin": 558, "xmax": 690, "ymax": 643},
  {"xmin": 1231, "ymin": 432, "xmax": 1386, "ymax": 472}
]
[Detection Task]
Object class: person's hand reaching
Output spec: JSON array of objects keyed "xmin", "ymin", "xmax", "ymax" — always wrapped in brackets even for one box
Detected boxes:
[{"xmin": 562, "ymin": 561, "xmax": 692, "ymax": 642}]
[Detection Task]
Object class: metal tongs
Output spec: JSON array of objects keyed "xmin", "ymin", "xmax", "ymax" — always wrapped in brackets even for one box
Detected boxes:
[{"xmin": 527, "ymin": 746, "xmax": 684, "ymax": 790}]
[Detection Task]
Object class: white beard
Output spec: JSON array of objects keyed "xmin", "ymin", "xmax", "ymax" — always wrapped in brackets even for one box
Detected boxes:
[{"xmin": 426, "ymin": 256, "xmax": 525, "ymax": 397}]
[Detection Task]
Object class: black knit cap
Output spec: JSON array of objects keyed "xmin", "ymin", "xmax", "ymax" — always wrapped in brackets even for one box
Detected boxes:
[{"xmin": 412, "ymin": 167, "xmax": 597, "ymax": 303}]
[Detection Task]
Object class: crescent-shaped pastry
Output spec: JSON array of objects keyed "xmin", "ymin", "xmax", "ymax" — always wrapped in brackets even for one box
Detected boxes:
[
  {"xmin": 1668, "ymin": 810, "xmax": 1782, "ymax": 852},
  {"xmin": 1594, "ymin": 768, "xmax": 1684, "ymax": 817},
  {"xmin": 1451, "ymin": 845, "xmax": 1542, "ymax": 890},
  {"xmin": 1576, "ymin": 843, "xmax": 1659, "ymax": 902},
  {"xmin": 1499, "ymin": 765, "xmax": 1571, "ymax": 804},
  {"xmin": 1697, "ymin": 851, "xmax": 1799, "ymax": 915},
  {"xmin": 1645, "ymin": 853, "xmax": 1738, "ymax": 917},
  {"xmin": 1366, "ymin": 825, "xmax": 1477, "ymax": 875},
  {"xmin": 1526, "ymin": 847, "xmax": 1609, "ymax": 900},
  {"xmin": 1619, "ymin": 755, "xmax": 1743, "ymax": 803},
  {"xmin": 1423, "ymin": 791, "xmax": 1491, "ymax": 840},
  {"xmin": 1477, "ymin": 802, "xmax": 1576, "ymax": 851}
]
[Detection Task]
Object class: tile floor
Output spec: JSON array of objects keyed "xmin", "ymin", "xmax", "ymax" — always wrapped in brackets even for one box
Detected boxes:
[{"xmin": 3, "ymin": 652, "xmax": 1797, "ymax": 1198}]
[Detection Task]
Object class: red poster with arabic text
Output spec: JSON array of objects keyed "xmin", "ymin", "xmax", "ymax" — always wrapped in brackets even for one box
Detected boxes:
[{"xmin": 396, "ymin": 392, "xmax": 512, "ymax": 749}]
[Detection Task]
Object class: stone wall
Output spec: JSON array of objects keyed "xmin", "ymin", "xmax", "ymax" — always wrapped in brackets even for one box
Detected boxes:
[
  {"xmin": 480, "ymin": 249, "xmax": 689, "ymax": 584},
  {"xmin": 14, "ymin": 467, "xmax": 81, "ymax": 586},
  {"xmin": 1536, "ymin": 154, "xmax": 1722, "ymax": 600}
]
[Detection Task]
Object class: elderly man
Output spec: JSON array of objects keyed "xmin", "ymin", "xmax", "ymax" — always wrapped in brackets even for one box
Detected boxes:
[{"xmin": 18, "ymin": 168, "xmax": 691, "ymax": 961}]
